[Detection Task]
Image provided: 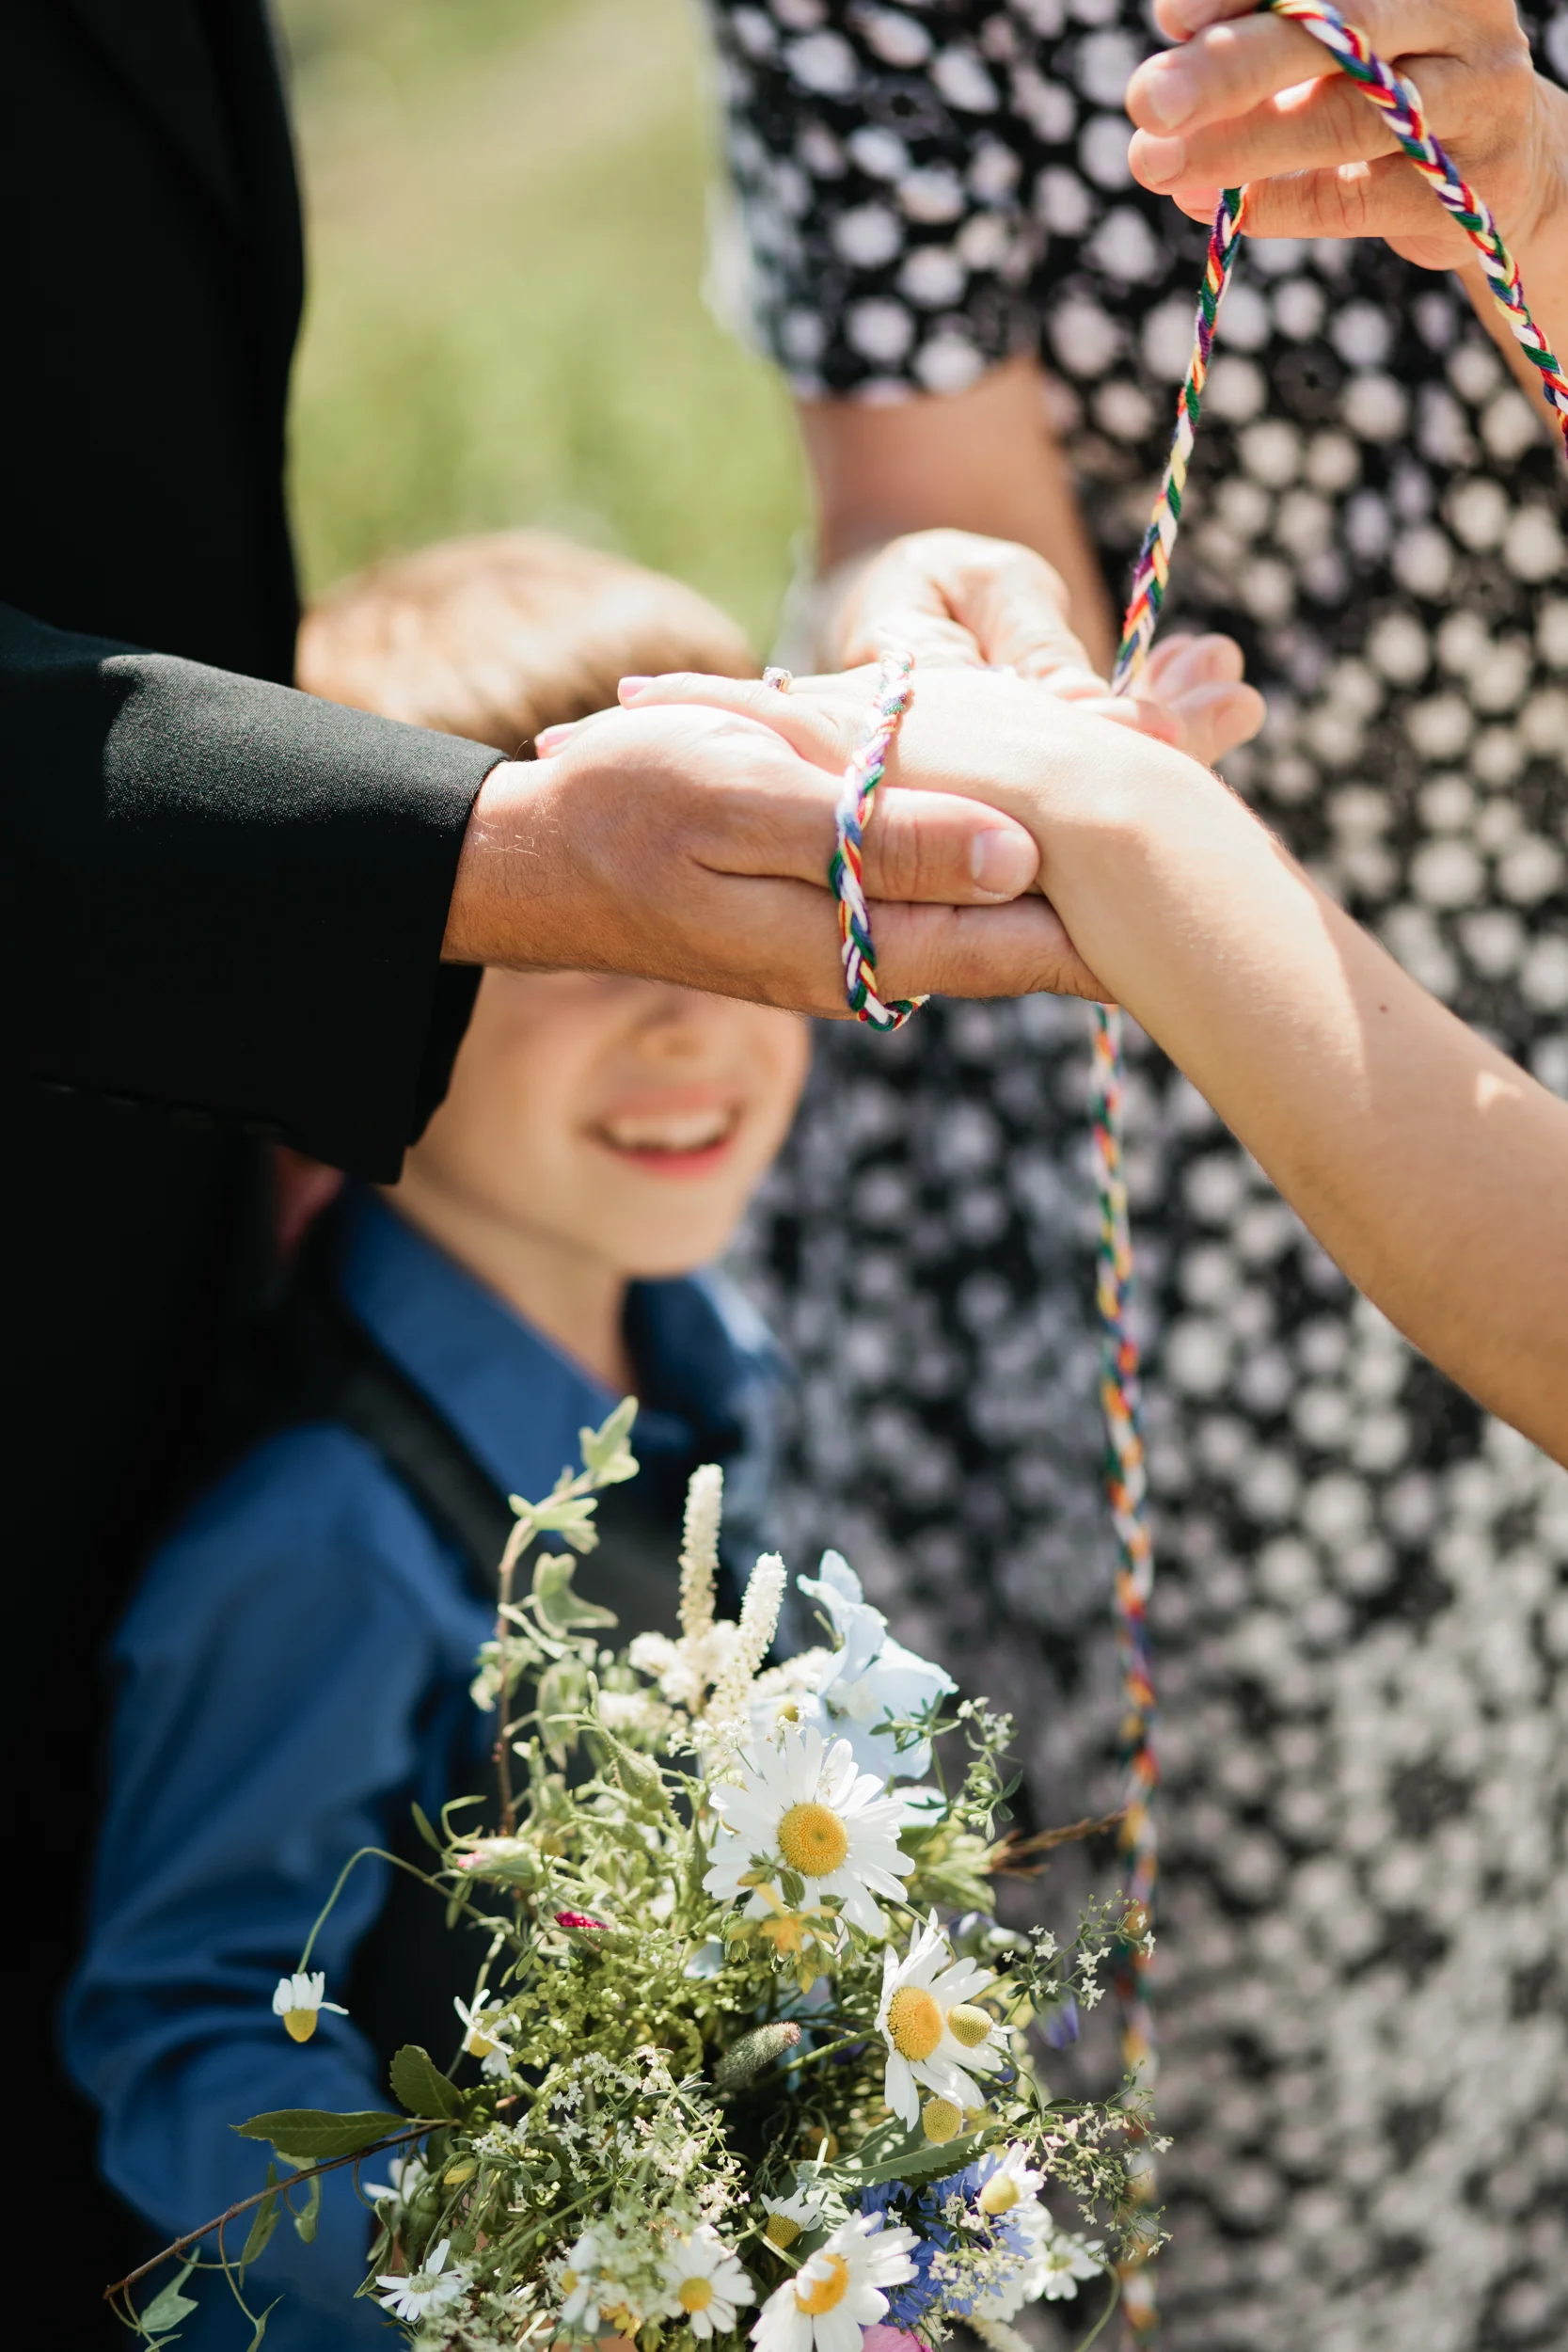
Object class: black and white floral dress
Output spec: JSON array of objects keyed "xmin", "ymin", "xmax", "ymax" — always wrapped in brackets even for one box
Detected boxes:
[{"xmin": 706, "ymin": 4, "xmax": 1568, "ymax": 2345}]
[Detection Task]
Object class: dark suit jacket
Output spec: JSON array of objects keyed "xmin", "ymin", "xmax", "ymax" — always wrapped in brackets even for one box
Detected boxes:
[{"xmin": 0, "ymin": 2, "xmax": 499, "ymax": 2312}]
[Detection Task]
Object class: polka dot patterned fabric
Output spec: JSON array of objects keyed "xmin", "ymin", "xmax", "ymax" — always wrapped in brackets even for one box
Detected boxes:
[{"xmin": 708, "ymin": 4, "xmax": 1568, "ymax": 2344}]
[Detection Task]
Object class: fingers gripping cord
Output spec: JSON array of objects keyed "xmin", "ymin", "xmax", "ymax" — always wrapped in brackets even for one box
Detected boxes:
[
  {"xmin": 822, "ymin": 7, "xmax": 1568, "ymax": 2336},
  {"xmin": 828, "ymin": 647, "xmax": 926, "ymax": 1032}
]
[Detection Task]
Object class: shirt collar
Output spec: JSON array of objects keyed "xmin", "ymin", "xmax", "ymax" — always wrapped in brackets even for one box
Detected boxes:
[{"xmin": 332, "ymin": 1189, "xmax": 780, "ymax": 1505}]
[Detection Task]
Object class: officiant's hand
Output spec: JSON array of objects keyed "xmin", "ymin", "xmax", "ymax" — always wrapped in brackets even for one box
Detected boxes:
[
  {"xmin": 836, "ymin": 529, "xmax": 1264, "ymax": 771},
  {"xmin": 445, "ymin": 699, "xmax": 1101, "ymax": 1009},
  {"xmin": 1125, "ymin": 0, "xmax": 1568, "ymax": 376}
]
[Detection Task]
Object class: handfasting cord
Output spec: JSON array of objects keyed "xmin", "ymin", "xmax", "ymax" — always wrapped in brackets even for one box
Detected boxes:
[
  {"xmin": 824, "ymin": 2, "xmax": 1568, "ymax": 2337},
  {"xmin": 1096, "ymin": 5, "xmax": 1568, "ymax": 2337},
  {"xmin": 829, "ymin": 648, "xmax": 927, "ymax": 1031}
]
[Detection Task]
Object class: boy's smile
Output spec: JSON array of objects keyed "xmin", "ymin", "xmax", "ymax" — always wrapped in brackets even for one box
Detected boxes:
[
  {"xmin": 388, "ymin": 969, "xmax": 810, "ymax": 1390},
  {"xmin": 592, "ymin": 1093, "xmax": 743, "ymax": 1174}
]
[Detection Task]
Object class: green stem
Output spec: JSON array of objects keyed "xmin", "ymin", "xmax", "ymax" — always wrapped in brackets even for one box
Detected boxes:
[
  {"xmin": 298, "ymin": 1846, "xmax": 519, "ymax": 1974},
  {"xmin": 1075, "ymin": 2267, "xmax": 1122, "ymax": 2352},
  {"xmin": 103, "ymin": 2124, "xmax": 440, "ymax": 2309}
]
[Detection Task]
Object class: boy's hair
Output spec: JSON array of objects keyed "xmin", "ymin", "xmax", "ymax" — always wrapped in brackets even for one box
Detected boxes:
[{"xmin": 296, "ymin": 528, "xmax": 758, "ymax": 753}]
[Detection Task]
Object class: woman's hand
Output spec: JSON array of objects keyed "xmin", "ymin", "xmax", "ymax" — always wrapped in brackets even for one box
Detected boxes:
[
  {"xmin": 510, "ymin": 697, "xmax": 1100, "ymax": 1007},
  {"xmin": 1126, "ymin": 1, "xmax": 1568, "ymax": 304},
  {"xmin": 604, "ymin": 662, "xmax": 1226, "ymax": 1003},
  {"xmin": 837, "ymin": 528, "xmax": 1264, "ymax": 769}
]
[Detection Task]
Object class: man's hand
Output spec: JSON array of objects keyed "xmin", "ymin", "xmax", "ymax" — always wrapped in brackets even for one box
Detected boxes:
[
  {"xmin": 443, "ymin": 701, "xmax": 1096, "ymax": 1009},
  {"xmin": 1126, "ymin": 2, "xmax": 1568, "ymax": 304},
  {"xmin": 609, "ymin": 661, "xmax": 1240, "ymax": 1003},
  {"xmin": 836, "ymin": 528, "xmax": 1264, "ymax": 770}
]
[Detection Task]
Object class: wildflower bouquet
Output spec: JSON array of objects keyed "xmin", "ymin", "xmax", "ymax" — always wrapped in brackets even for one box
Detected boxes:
[{"xmin": 112, "ymin": 1407, "xmax": 1158, "ymax": 2350}]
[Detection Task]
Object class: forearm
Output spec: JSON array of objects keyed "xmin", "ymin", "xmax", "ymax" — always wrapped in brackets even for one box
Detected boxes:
[
  {"xmin": 1032, "ymin": 742, "xmax": 1568, "ymax": 1459},
  {"xmin": 798, "ymin": 359, "xmax": 1118, "ymax": 674},
  {"xmin": 3, "ymin": 602, "xmax": 492, "ymax": 1174}
]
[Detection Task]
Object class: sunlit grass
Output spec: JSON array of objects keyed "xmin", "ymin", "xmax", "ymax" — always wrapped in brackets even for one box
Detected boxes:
[{"xmin": 279, "ymin": 0, "xmax": 808, "ymax": 647}]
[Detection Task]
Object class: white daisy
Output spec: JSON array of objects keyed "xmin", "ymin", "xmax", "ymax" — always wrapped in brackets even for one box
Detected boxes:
[
  {"xmin": 705, "ymin": 1727, "xmax": 919, "ymax": 1934},
  {"xmin": 752, "ymin": 2215, "xmax": 918, "ymax": 2352},
  {"xmin": 557, "ymin": 2230, "xmax": 607, "ymax": 2337},
  {"xmin": 658, "ymin": 2224, "xmax": 754, "ymax": 2339},
  {"xmin": 875, "ymin": 1915, "xmax": 1006, "ymax": 2126},
  {"xmin": 374, "ymin": 2236, "xmax": 469, "ymax": 2323},
  {"xmin": 762, "ymin": 2184, "xmax": 832, "ymax": 2249},
  {"xmin": 1027, "ymin": 2229, "xmax": 1104, "ymax": 2305},
  {"xmin": 270, "ymin": 1970, "xmax": 346, "ymax": 2044},
  {"xmin": 454, "ymin": 1994, "xmax": 515, "ymax": 2077},
  {"xmin": 970, "ymin": 2146, "xmax": 1055, "ymax": 2320}
]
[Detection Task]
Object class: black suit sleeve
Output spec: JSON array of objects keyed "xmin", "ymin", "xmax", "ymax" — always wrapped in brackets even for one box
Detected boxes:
[{"xmin": 3, "ymin": 602, "xmax": 500, "ymax": 1180}]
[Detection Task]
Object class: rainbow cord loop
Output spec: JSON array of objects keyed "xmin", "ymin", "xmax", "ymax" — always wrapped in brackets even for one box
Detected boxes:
[
  {"xmin": 830, "ymin": 648, "xmax": 927, "ymax": 1031},
  {"xmin": 826, "ymin": 4, "xmax": 1568, "ymax": 2337}
]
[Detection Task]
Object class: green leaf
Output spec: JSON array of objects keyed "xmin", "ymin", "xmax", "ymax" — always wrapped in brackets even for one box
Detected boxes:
[
  {"xmin": 244, "ymin": 2301, "xmax": 281, "ymax": 2351},
  {"xmin": 141, "ymin": 2263, "xmax": 198, "ymax": 2336},
  {"xmin": 389, "ymin": 2043, "xmax": 464, "ymax": 2121},
  {"xmin": 533, "ymin": 1553, "xmax": 617, "ymax": 1629},
  {"xmin": 538, "ymin": 1655, "xmax": 588, "ymax": 1764},
  {"xmin": 409, "ymin": 1803, "xmax": 443, "ymax": 1853},
  {"xmin": 239, "ymin": 2166, "xmax": 279, "ymax": 2269},
  {"xmin": 850, "ymin": 2128, "xmax": 992, "ymax": 2188},
  {"xmin": 234, "ymin": 2110, "xmax": 405, "ymax": 2161},
  {"xmin": 579, "ymin": 1396, "xmax": 640, "ymax": 1486},
  {"xmin": 293, "ymin": 2171, "xmax": 323, "ymax": 2244}
]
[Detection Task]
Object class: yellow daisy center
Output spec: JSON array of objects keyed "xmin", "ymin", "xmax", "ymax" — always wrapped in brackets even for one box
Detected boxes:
[
  {"xmin": 795, "ymin": 2256, "xmax": 850, "ymax": 2316},
  {"xmin": 765, "ymin": 2214, "xmax": 800, "ymax": 2249},
  {"xmin": 282, "ymin": 2010, "xmax": 317, "ymax": 2043},
  {"xmin": 921, "ymin": 2096, "xmax": 964, "ymax": 2145},
  {"xmin": 679, "ymin": 2278, "xmax": 715, "ymax": 2313},
  {"xmin": 560, "ymin": 2270, "xmax": 578, "ymax": 2295},
  {"xmin": 978, "ymin": 2174, "xmax": 1022, "ymax": 2217},
  {"xmin": 777, "ymin": 1801, "xmax": 850, "ymax": 1878},
  {"xmin": 947, "ymin": 2003, "xmax": 992, "ymax": 2050},
  {"xmin": 886, "ymin": 1984, "xmax": 945, "ymax": 2062},
  {"xmin": 467, "ymin": 2028, "xmax": 499, "ymax": 2058}
]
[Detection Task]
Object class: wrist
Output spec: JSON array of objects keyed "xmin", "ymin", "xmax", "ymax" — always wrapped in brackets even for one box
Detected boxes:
[{"xmin": 442, "ymin": 759, "xmax": 559, "ymax": 967}]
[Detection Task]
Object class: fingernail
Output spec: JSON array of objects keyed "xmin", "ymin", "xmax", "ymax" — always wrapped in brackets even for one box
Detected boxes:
[
  {"xmin": 1131, "ymin": 131, "xmax": 1189, "ymax": 189},
  {"xmin": 972, "ymin": 827, "xmax": 1038, "ymax": 898},
  {"xmin": 535, "ymin": 722, "xmax": 576, "ymax": 755},
  {"xmin": 1139, "ymin": 56, "xmax": 1197, "ymax": 129},
  {"xmin": 618, "ymin": 675, "xmax": 653, "ymax": 702}
]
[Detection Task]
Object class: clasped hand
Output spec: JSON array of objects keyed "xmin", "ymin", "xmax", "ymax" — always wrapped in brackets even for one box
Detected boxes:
[
  {"xmin": 1126, "ymin": 0, "xmax": 1568, "ymax": 358},
  {"xmin": 453, "ymin": 530, "xmax": 1262, "ymax": 1015}
]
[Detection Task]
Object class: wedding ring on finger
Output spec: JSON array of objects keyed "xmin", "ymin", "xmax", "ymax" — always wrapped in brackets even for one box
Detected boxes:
[{"xmin": 762, "ymin": 666, "xmax": 793, "ymax": 692}]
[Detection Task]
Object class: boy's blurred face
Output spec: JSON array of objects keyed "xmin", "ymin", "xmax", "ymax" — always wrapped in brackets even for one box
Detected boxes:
[{"xmin": 400, "ymin": 973, "xmax": 811, "ymax": 1279}]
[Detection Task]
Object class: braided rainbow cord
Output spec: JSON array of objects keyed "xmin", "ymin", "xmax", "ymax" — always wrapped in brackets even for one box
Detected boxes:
[
  {"xmin": 1111, "ymin": 186, "xmax": 1248, "ymax": 694},
  {"xmin": 1098, "ymin": 8, "xmax": 1568, "ymax": 2336},
  {"xmin": 829, "ymin": 649, "xmax": 927, "ymax": 1031},
  {"xmin": 828, "ymin": 12, "xmax": 1567, "ymax": 2335}
]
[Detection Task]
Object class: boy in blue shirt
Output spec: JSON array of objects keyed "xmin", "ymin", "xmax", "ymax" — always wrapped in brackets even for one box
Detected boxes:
[{"xmin": 65, "ymin": 532, "xmax": 811, "ymax": 2351}]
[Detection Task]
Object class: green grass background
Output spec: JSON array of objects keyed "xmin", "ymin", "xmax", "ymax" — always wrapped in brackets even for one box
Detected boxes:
[{"xmin": 277, "ymin": 0, "xmax": 809, "ymax": 647}]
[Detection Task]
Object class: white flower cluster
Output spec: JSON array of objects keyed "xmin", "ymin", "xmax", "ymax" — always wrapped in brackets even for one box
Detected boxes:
[{"xmin": 554, "ymin": 2217, "xmax": 755, "ymax": 2344}]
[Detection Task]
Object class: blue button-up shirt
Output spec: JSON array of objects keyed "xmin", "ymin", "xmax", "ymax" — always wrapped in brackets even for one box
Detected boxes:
[{"xmin": 65, "ymin": 1192, "xmax": 781, "ymax": 2352}]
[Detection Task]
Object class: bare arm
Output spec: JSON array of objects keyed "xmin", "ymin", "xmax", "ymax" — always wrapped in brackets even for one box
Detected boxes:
[{"xmin": 621, "ymin": 663, "xmax": 1568, "ymax": 1466}]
